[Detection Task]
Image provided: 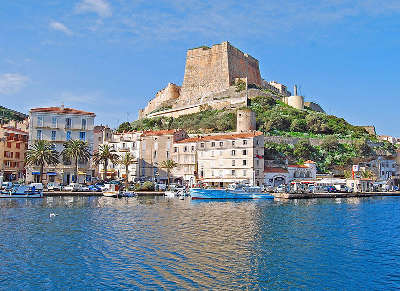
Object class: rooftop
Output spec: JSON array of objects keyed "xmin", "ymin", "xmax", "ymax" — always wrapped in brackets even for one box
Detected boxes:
[
  {"xmin": 30, "ymin": 106, "xmax": 95, "ymax": 116},
  {"xmin": 176, "ymin": 131, "xmax": 263, "ymax": 143},
  {"xmin": 264, "ymin": 167, "xmax": 288, "ymax": 173},
  {"xmin": 141, "ymin": 129, "xmax": 177, "ymax": 137},
  {"xmin": 1, "ymin": 126, "xmax": 28, "ymax": 134}
]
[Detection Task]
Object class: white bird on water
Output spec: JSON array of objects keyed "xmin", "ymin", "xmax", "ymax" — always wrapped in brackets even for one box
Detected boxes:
[{"xmin": 49, "ymin": 213, "xmax": 58, "ymax": 218}]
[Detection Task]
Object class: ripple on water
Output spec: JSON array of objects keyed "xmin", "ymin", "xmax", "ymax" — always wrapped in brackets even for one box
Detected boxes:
[{"xmin": 1, "ymin": 196, "xmax": 400, "ymax": 289}]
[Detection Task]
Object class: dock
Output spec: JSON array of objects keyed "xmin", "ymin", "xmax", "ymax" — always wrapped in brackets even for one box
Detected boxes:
[
  {"xmin": 273, "ymin": 191, "xmax": 400, "ymax": 199},
  {"xmin": 43, "ymin": 191, "xmax": 165, "ymax": 197}
]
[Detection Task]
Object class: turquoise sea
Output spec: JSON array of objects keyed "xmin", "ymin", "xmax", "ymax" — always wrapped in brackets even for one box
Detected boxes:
[{"xmin": 1, "ymin": 196, "xmax": 400, "ymax": 290}]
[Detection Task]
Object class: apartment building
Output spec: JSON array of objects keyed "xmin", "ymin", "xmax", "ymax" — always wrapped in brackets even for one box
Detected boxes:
[
  {"xmin": 98, "ymin": 131, "xmax": 141, "ymax": 182},
  {"xmin": 139, "ymin": 130, "xmax": 188, "ymax": 182},
  {"xmin": 175, "ymin": 131, "xmax": 265, "ymax": 187},
  {"xmin": 27, "ymin": 106, "xmax": 95, "ymax": 184},
  {"xmin": 0, "ymin": 126, "xmax": 28, "ymax": 181}
]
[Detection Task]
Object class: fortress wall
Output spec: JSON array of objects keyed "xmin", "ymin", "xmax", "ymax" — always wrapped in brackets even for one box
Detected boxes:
[
  {"xmin": 141, "ymin": 83, "xmax": 181, "ymax": 116},
  {"xmin": 180, "ymin": 42, "xmax": 231, "ymax": 104},
  {"xmin": 227, "ymin": 43, "xmax": 262, "ymax": 87}
]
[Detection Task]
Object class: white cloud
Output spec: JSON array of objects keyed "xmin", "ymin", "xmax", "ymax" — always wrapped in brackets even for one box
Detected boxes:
[
  {"xmin": 0, "ymin": 73, "xmax": 30, "ymax": 95},
  {"xmin": 49, "ymin": 21, "xmax": 73, "ymax": 35},
  {"xmin": 75, "ymin": 0, "xmax": 112, "ymax": 18}
]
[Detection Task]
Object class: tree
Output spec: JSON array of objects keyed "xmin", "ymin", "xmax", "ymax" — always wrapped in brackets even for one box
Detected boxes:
[
  {"xmin": 25, "ymin": 140, "xmax": 59, "ymax": 183},
  {"xmin": 321, "ymin": 136, "xmax": 340, "ymax": 153},
  {"xmin": 160, "ymin": 159, "xmax": 178, "ymax": 188},
  {"xmin": 354, "ymin": 138, "xmax": 373, "ymax": 157},
  {"xmin": 93, "ymin": 144, "xmax": 119, "ymax": 180},
  {"xmin": 61, "ymin": 140, "xmax": 91, "ymax": 183},
  {"xmin": 118, "ymin": 152, "xmax": 136, "ymax": 190},
  {"xmin": 293, "ymin": 140, "xmax": 316, "ymax": 161}
]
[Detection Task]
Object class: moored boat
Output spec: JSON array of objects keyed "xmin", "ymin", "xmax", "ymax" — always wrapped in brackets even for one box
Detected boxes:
[
  {"xmin": 0, "ymin": 185, "xmax": 43, "ymax": 198},
  {"xmin": 190, "ymin": 184, "xmax": 274, "ymax": 200}
]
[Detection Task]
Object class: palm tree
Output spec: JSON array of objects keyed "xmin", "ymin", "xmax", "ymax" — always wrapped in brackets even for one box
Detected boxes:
[
  {"xmin": 61, "ymin": 140, "xmax": 91, "ymax": 183},
  {"xmin": 118, "ymin": 152, "xmax": 136, "ymax": 189},
  {"xmin": 25, "ymin": 140, "xmax": 59, "ymax": 183},
  {"xmin": 160, "ymin": 159, "xmax": 178, "ymax": 188},
  {"xmin": 93, "ymin": 144, "xmax": 119, "ymax": 180}
]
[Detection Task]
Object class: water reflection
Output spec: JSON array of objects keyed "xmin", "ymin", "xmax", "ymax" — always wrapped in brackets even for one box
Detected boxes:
[{"xmin": 0, "ymin": 196, "xmax": 400, "ymax": 289}]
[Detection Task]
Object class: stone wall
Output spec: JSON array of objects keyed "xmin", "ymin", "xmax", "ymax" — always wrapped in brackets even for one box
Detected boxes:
[{"xmin": 141, "ymin": 83, "xmax": 181, "ymax": 116}]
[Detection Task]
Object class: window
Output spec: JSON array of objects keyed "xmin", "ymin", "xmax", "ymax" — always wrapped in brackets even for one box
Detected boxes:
[
  {"xmin": 7, "ymin": 142, "xmax": 11, "ymax": 148},
  {"xmin": 256, "ymin": 170, "xmax": 260, "ymax": 176},
  {"xmin": 232, "ymin": 141, "xmax": 235, "ymax": 146},
  {"xmin": 66, "ymin": 131, "xmax": 71, "ymax": 141},
  {"xmin": 174, "ymin": 147, "xmax": 178, "ymax": 153},
  {"xmin": 166, "ymin": 151, "xmax": 170, "ymax": 159},
  {"xmin": 219, "ymin": 142, "xmax": 223, "ymax": 147},
  {"xmin": 66, "ymin": 118, "xmax": 72, "ymax": 129},
  {"xmin": 36, "ymin": 130, "xmax": 42, "ymax": 140},
  {"xmin": 184, "ymin": 146, "xmax": 188, "ymax": 152},
  {"xmin": 242, "ymin": 150, "xmax": 247, "ymax": 155},
  {"xmin": 211, "ymin": 142, "xmax": 215, "ymax": 147},
  {"xmin": 256, "ymin": 160, "xmax": 259, "ymax": 166},
  {"xmin": 154, "ymin": 150, "xmax": 157, "ymax": 158},
  {"xmin": 16, "ymin": 143, "xmax": 20, "ymax": 149},
  {"xmin": 191, "ymin": 146, "xmax": 195, "ymax": 152},
  {"xmin": 79, "ymin": 132, "xmax": 86, "ymax": 141},
  {"xmin": 232, "ymin": 150, "xmax": 236, "ymax": 156},
  {"xmin": 243, "ymin": 139, "xmax": 248, "ymax": 145},
  {"xmin": 232, "ymin": 170, "xmax": 236, "ymax": 176},
  {"xmin": 256, "ymin": 139, "xmax": 259, "ymax": 145},
  {"xmin": 51, "ymin": 131, "xmax": 56, "ymax": 141},
  {"xmin": 243, "ymin": 160, "xmax": 247, "ymax": 166},
  {"xmin": 232, "ymin": 160, "xmax": 235, "ymax": 166},
  {"xmin": 81, "ymin": 119, "xmax": 87, "ymax": 130},
  {"xmin": 52, "ymin": 117, "xmax": 58, "ymax": 128},
  {"xmin": 200, "ymin": 143, "xmax": 205, "ymax": 148},
  {"xmin": 37, "ymin": 116, "xmax": 43, "ymax": 127},
  {"xmin": 243, "ymin": 170, "xmax": 247, "ymax": 176}
]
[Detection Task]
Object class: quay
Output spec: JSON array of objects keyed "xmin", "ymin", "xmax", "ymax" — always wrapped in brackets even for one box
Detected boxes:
[
  {"xmin": 274, "ymin": 191, "xmax": 400, "ymax": 199},
  {"xmin": 43, "ymin": 191, "xmax": 165, "ymax": 197}
]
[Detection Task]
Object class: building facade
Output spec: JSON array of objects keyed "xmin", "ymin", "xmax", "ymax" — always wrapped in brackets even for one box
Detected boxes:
[
  {"xmin": 27, "ymin": 106, "xmax": 95, "ymax": 184},
  {"xmin": 0, "ymin": 126, "xmax": 28, "ymax": 182},
  {"xmin": 175, "ymin": 132, "xmax": 265, "ymax": 187},
  {"xmin": 98, "ymin": 131, "xmax": 141, "ymax": 182}
]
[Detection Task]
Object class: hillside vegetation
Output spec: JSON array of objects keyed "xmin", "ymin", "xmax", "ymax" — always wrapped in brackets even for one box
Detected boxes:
[
  {"xmin": 0, "ymin": 106, "xmax": 27, "ymax": 123},
  {"xmin": 118, "ymin": 108, "xmax": 236, "ymax": 133}
]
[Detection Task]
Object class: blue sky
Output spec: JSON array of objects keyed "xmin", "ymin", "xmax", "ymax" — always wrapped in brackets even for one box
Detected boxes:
[{"xmin": 1, "ymin": 0, "xmax": 399, "ymax": 135}]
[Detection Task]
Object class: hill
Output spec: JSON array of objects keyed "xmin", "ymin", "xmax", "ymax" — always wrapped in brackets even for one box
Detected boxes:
[{"xmin": 0, "ymin": 106, "xmax": 27, "ymax": 124}]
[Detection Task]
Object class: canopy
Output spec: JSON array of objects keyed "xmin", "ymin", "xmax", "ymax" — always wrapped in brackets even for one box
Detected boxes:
[
  {"xmin": 47, "ymin": 172, "xmax": 57, "ymax": 176},
  {"xmin": 32, "ymin": 172, "xmax": 40, "ymax": 175}
]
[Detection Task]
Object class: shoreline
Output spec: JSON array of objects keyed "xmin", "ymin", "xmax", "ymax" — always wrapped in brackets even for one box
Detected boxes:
[
  {"xmin": 43, "ymin": 191, "xmax": 165, "ymax": 197},
  {"xmin": 273, "ymin": 191, "xmax": 400, "ymax": 199}
]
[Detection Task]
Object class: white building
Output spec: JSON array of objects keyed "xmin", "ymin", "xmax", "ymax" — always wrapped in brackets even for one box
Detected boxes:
[
  {"xmin": 358, "ymin": 156, "xmax": 398, "ymax": 181},
  {"xmin": 264, "ymin": 161, "xmax": 317, "ymax": 187},
  {"xmin": 99, "ymin": 131, "xmax": 141, "ymax": 182},
  {"xmin": 27, "ymin": 106, "xmax": 95, "ymax": 184},
  {"xmin": 175, "ymin": 132, "xmax": 265, "ymax": 187}
]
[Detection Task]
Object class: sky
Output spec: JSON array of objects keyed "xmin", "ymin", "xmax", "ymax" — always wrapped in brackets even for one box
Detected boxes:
[{"xmin": 0, "ymin": 0, "xmax": 399, "ymax": 135}]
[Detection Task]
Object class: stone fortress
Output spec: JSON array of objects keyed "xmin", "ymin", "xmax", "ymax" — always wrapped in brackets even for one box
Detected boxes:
[{"xmin": 139, "ymin": 41, "xmax": 323, "ymax": 119}]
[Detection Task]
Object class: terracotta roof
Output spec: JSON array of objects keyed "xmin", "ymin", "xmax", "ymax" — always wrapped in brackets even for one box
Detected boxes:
[
  {"xmin": 288, "ymin": 164, "xmax": 309, "ymax": 168},
  {"xmin": 141, "ymin": 129, "xmax": 177, "ymax": 136},
  {"xmin": 264, "ymin": 167, "xmax": 288, "ymax": 173},
  {"xmin": 176, "ymin": 131, "xmax": 263, "ymax": 143},
  {"xmin": 1, "ymin": 126, "xmax": 28, "ymax": 134},
  {"xmin": 304, "ymin": 160, "xmax": 315, "ymax": 164},
  {"xmin": 30, "ymin": 107, "xmax": 95, "ymax": 116}
]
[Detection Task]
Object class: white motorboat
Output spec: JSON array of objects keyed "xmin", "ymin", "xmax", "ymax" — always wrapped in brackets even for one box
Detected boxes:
[{"xmin": 103, "ymin": 184, "xmax": 120, "ymax": 198}]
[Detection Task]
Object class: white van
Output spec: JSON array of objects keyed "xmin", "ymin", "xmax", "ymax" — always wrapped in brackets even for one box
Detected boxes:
[{"xmin": 29, "ymin": 183, "xmax": 44, "ymax": 191}]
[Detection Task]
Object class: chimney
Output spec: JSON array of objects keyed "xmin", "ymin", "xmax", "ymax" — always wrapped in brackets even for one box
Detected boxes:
[{"xmin": 294, "ymin": 85, "xmax": 298, "ymax": 96}]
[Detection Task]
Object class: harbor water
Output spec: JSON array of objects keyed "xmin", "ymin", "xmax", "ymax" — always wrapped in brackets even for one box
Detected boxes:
[{"xmin": 1, "ymin": 196, "xmax": 400, "ymax": 290}]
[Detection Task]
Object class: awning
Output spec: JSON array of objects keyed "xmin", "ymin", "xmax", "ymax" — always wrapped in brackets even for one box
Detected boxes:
[
  {"xmin": 78, "ymin": 171, "xmax": 86, "ymax": 175},
  {"xmin": 32, "ymin": 172, "xmax": 40, "ymax": 175},
  {"xmin": 47, "ymin": 172, "xmax": 57, "ymax": 176}
]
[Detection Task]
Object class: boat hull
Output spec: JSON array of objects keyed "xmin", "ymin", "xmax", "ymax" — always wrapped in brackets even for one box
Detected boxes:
[
  {"xmin": 0, "ymin": 193, "xmax": 43, "ymax": 198},
  {"xmin": 190, "ymin": 188, "xmax": 274, "ymax": 200}
]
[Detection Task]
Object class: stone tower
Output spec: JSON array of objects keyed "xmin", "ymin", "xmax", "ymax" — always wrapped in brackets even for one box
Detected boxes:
[
  {"xmin": 180, "ymin": 42, "xmax": 262, "ymax": 103},
  {"xmin": 237, "ymin": 108, "xmax": 256, "ymax": 132}
]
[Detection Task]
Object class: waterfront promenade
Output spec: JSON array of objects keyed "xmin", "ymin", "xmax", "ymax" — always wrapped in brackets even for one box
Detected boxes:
[{"xmin": 274, "ymin": 191, "xmax": 400, "ymax": 199}]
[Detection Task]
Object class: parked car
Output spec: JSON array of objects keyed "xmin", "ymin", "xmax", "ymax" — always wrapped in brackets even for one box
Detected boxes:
[
  {"xmin": 156, "ymin": 183, "xmax": 167, "ymax": 191},
  {"xmin": 29, "ymin": 183, "xmax": 44, "ymax": 191},
  {"xmin": 323, "ymin": 186, "xmax": 337, "ymax": 193},
  {"xmin": 64, "ymin": 183, "xmax": 81, "ymax": 192},
  {"xmin": 80, "ymin": 185, "xmax": 90, "ymax": 192},
  {"xmin": 88, "ymin": 185, "xmax": 102, "ymax": 192},
  {"xmin": 47, "ymin": 182, "xmax": 61, "ymax": 191}
]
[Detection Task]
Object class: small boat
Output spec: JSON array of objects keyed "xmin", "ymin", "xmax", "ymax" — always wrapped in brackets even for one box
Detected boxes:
[
  {"xmin": 0, "ymin": 185, "xmax": 43, "ymax": 198},
  {"xmin": 190, "ymin": 183, "xmax": 274, "ymax": 200},
  {"xmin": 165, "ymin": 187, "xmax": 186, "ymax": 198},
  {"xmin": 119, "ymin": 191, "xmax": 136, "ymax": 198},
  {"xmin": 103, "ymin": 184, "xmax": 120, "ymax": 198}
]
